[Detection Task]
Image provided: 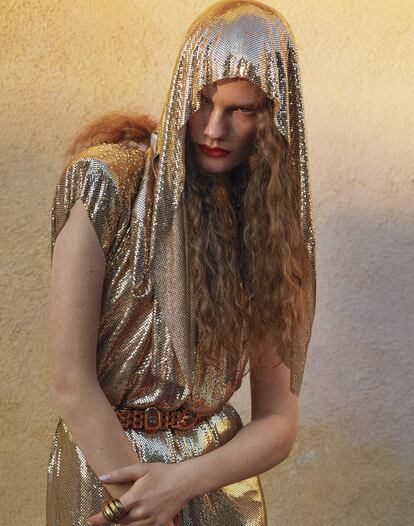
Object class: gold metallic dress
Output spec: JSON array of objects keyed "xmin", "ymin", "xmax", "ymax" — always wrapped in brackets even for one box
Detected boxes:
[
  {"xmin": 47, "ymin": 1, "xmax": 317, "ymax": 524},
  {"xmin": 46, "ymin": 142, "xmax": 267, "ymax": 525}
]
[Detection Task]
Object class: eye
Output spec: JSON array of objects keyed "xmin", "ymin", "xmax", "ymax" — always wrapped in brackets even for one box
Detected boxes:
[{"xmin": 236, "ymin": 107, "xmax": 255, "ymax": 115}]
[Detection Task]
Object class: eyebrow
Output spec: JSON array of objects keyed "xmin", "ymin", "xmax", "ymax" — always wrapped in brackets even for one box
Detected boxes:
[
  {"xmin": 200, "ymin": 93, "xmax": 257, "ymax": 110},
  {"xmin": 229, "ymin": 103, "xmax": 256, "ymax": 110}
]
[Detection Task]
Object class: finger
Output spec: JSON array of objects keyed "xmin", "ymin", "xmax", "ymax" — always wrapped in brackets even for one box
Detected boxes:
[
  {"xmin": 98, "ymin": 463, "xmax": 143, "ymax": 484},
  {"xmin": 116, "ymin": 506, "xmax": 151, "ymax": 525},
  {"xmin": 85, "ymin": 511, "xmax": 106, "ymax": 525},
  {"xmin": 117, "ymin": 511, "xmax": 176, "ymax": 526},
  {"xmin": 122, "ymin": 520, "xmax": 175, "ymax": 526},
  {"xmin": 121, "ymin": 518, "xmax": 176, "ymax": 526},
  {"xmin": 87, "ymin": 496, "xmax": 131, "ymax": 526}
]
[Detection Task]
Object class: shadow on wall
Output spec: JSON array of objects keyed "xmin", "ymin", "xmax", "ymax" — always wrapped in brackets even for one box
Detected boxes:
[
  {"xmin": 258, "ymin": 206, "xmax": 414, "ymax": 525},
  {"xmin": 316, "ymin": 208, "xmax": 412, "ymax": 409},
  {"xmin": 261, "ymin": 207, "xmax": 414, "ymax": 526},
  {"xmin": 262, "ymin": 422, "xmax": 414, "ymax": 526}
]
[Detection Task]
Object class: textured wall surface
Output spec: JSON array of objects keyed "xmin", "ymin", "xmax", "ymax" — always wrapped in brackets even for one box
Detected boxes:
[{"xmin": 1, "ymin": 1, "xmax": 413, "ymax": 525}]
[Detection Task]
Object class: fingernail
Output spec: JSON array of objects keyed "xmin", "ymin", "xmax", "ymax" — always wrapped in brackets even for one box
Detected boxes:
[{"xmin": 99, "ymin": 474, "xmax": 110, "ymax": 481}]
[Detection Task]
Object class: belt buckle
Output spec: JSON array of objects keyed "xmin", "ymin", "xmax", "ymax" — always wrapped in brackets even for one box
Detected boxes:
[
  {"xmin": 177, "ymin": 410, "xmax": 198, "ymax": 431},
  {"xmin": 144, "ymin": 406, "xmax": 162, "ymax": 432}
]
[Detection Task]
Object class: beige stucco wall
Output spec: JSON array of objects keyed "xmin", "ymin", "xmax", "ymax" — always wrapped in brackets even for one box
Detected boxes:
[{"xmin": 1, "ymin": 1, "xmax": 412, "ymax": 524}]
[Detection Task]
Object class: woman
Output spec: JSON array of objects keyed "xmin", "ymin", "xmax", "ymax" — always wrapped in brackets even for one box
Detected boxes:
[{"xmin": 47, "ymin": 1, "xmax": 316, "ymax": 525}]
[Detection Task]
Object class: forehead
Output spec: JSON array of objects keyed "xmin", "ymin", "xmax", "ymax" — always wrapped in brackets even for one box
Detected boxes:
[{"xmin": 200, "ymin": 78, "xmax": 262, "ymax": 103}]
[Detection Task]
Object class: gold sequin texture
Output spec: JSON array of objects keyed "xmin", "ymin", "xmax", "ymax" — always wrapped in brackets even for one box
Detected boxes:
[{"xmin": 47, "ymin": 1, "xmax": 316, "ymax": 524}]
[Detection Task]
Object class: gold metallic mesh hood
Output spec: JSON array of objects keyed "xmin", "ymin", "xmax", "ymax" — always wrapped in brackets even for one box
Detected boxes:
[{"xmin": 130, "ymin": 0, "xmax": 316, "ymax": 397}]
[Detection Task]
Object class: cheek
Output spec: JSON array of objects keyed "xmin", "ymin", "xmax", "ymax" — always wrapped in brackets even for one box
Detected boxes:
[
  {"xmin": 188, "ymin": 111, "xmax": 206, "ymax": 141},
  {"xmin": 187, "ymin": 117, "xmax": 197, "ymax": 141},
  {"xmin": 235, "ymin": 122, "xmax": 257, "ymax": 150}
]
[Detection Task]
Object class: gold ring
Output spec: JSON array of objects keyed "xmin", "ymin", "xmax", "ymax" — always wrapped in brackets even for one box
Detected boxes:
[
  {"xmin": 113, "ymin": 499, "xmax": 127, "ymax": 517},
  {"xmin": 102, "ymin": 504, "xmax": 116, "ymax": 522},
  {"xmin": 101, "ymin": 498, "xmax": 127, "ymax": 523}
]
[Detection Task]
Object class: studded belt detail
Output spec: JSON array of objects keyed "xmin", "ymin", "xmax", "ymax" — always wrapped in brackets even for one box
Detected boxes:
[{"xmin": 113, "ymin": 405, "xmax": 202, "ymax": 433}]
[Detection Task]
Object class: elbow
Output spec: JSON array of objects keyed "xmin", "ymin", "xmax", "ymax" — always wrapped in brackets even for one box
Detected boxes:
[
  {"xmin": 283, "ymin": 437, "xmax": 297, "ymax": 459},
  {"xmin": 275, "ymin": 417, "xmax": 299, "ymax": 461},
  {"xmin": 284, "ymin": 423, "xmax": 299, "ymax": 458}
]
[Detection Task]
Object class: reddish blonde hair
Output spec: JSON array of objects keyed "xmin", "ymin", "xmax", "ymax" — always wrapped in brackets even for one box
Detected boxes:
[
  {"xmin": 65, "ymin": 111, "xmax": 157, "ymax": 158},
  {"xmin": 66, "ymin": 104, "xmax": 309, "ymax": 383}
]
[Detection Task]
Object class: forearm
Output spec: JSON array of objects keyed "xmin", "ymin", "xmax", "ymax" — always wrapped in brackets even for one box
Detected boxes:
[
  {"xmin": 50, "ymin": 380, "xmax": 139, "ymax": 499},
  {"xmin": 185, "ymin": 414, "xmax": 295, "ymax": 498}
]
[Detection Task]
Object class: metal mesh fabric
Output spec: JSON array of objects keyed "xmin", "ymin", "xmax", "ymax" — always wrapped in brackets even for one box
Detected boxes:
[
  {"xmin": 47, "ymin": 1, "xmax": 316, "ymax": 524},
  {"xmin": 132, "ymin": 0, "xmax": 316, "ymax": 397}
]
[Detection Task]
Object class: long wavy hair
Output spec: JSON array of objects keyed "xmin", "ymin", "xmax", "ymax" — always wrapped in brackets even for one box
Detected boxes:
[{"xmin": 66, "ymin": 96, "xmax": 310, "ymax": 382}]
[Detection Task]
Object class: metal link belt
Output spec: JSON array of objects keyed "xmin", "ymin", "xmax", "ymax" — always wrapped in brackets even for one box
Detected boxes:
[{"xmin": 113, "ymin": 405, "xmax": 203, "ymax": 433}]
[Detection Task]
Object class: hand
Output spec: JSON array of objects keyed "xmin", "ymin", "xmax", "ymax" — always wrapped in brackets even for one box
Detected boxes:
[{"xmin": 86, "ymin": 460, "xmax": 195, "ymax": 526}]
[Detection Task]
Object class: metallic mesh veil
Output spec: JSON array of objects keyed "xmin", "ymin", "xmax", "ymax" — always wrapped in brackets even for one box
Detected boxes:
[{"xmin": 130, "ymin": 0, "xmax": 316, "ymax": 397}]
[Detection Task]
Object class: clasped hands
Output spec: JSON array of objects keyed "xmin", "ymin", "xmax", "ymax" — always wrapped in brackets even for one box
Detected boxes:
[{"xmin": 86, "ymin": 460, "xmax": 196, "ymax": 526}]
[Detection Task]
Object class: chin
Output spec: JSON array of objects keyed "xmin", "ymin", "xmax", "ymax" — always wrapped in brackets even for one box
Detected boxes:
[{"xmin": 195, "ymin": 154, "xmax": 235, "ymax": 175}]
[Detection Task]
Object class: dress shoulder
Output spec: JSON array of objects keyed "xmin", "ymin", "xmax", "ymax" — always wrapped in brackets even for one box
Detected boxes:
[{"xmin": 50, "ymin": 142, "xmax": 147, "ymax": 261}]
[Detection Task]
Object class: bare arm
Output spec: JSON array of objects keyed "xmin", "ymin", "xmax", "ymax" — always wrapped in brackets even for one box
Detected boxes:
[
  {"xmin": 48, "ymin": 198, "xmax": 139, "ymax": 500},
  {"xmin": 183, "ymin": 343, "xmax": 299, "ymax": 498}
]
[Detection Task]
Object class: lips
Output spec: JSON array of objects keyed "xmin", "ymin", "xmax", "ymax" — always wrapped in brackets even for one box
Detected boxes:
[{"xmin": 198, "ymin": 144, "xmax": 230, "ymax": 157}]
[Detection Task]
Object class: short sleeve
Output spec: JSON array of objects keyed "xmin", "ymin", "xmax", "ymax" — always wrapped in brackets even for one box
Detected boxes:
[{"xmin": 50, "ymin": 155, "xmax": 123, "ymax": 261}]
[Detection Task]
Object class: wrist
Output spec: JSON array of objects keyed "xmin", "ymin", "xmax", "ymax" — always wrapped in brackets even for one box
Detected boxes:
[
  {"xmin": 175, "ymin": 456, "xmax": 209, "ymax": 500},
  {"xmin": 177, "ymin": 454, "xmax": 214, "ymax": 500}
]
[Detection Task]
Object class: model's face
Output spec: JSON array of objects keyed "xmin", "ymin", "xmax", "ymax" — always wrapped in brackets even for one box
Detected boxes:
[{"xmin": 187, "ymin": 78, "xmax": 261, "ymax": 176}]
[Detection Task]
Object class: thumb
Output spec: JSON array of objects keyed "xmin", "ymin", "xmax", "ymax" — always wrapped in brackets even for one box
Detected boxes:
[{"xmin": 98, "ymin": 463, "xmax": 144, "ymax": 484}]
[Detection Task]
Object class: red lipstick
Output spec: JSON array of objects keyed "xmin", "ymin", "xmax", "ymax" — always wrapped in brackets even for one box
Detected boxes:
[{"xmin": 198, "ymin": 144, "xmax": 230, "ymax": 157}]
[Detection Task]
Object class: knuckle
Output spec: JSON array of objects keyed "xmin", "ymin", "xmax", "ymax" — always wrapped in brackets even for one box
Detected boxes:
[
  {"xmin": 133, "ymin": 505, "xmax": 148, "ymax": 520},
  {"xmin": 130, "ymin": 496, "xmax": 141, "ymax": 508}
]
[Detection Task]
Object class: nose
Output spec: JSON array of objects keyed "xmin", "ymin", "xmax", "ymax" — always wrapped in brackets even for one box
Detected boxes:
[{"xmin": 203, "ymin": 109, "xmax": 227, "ymax": 141}]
